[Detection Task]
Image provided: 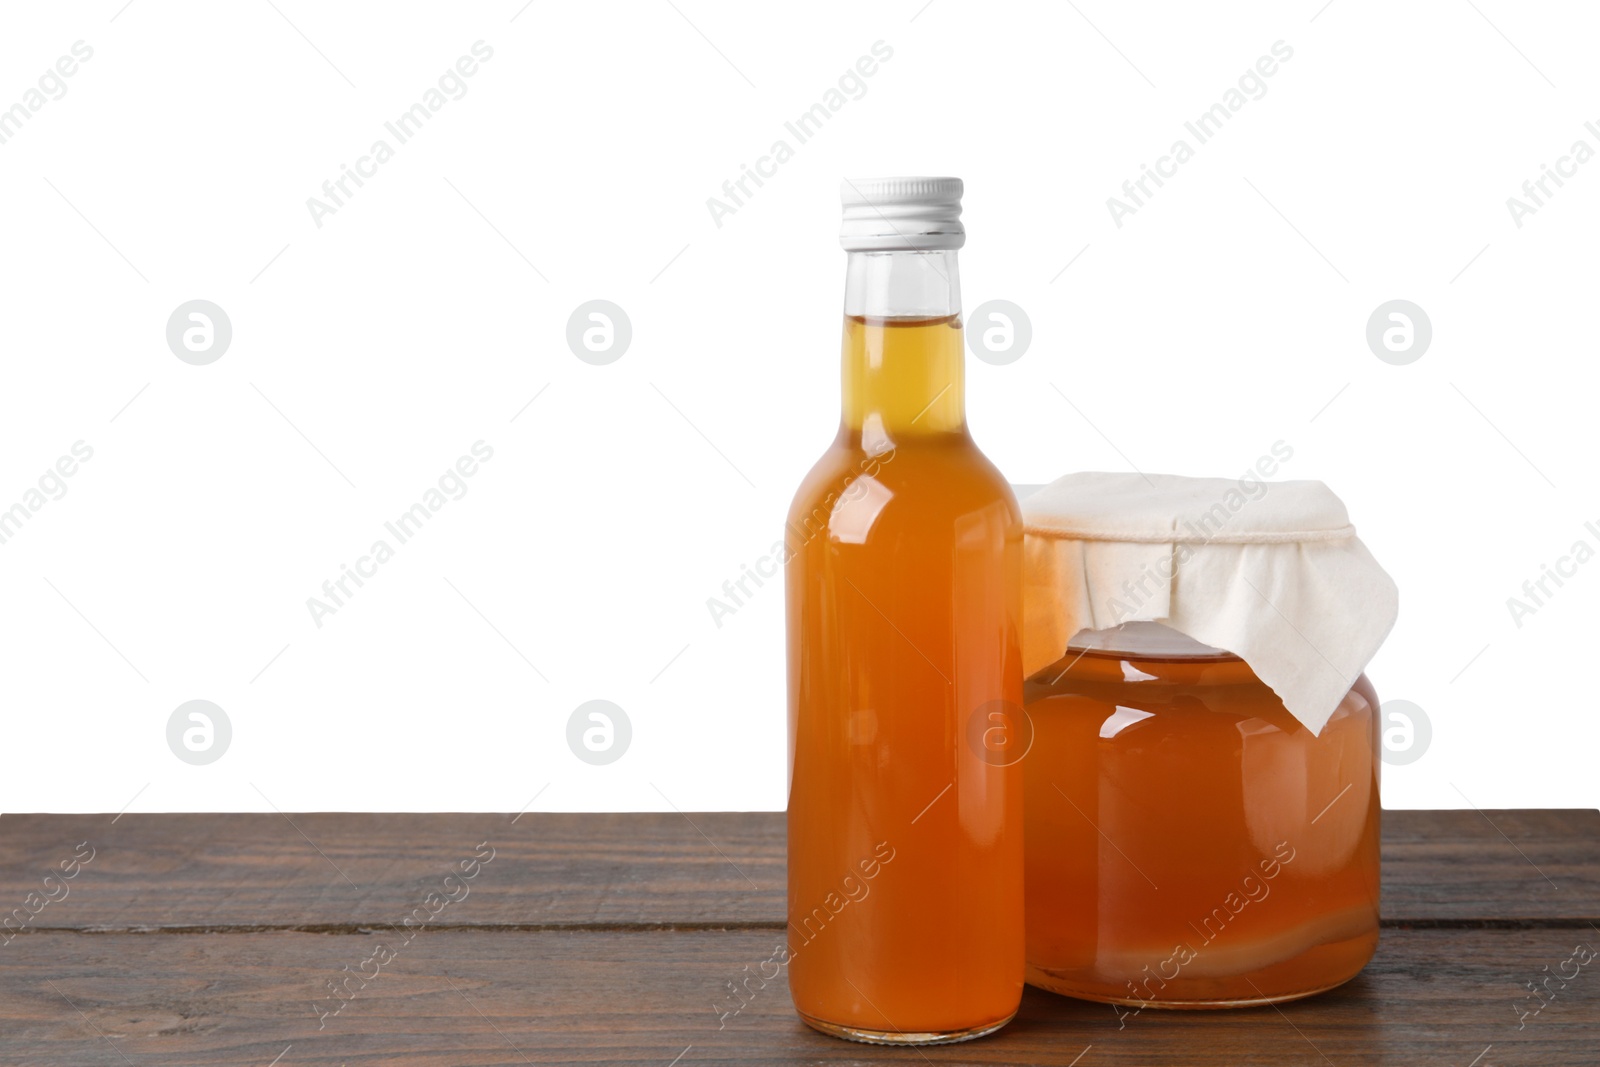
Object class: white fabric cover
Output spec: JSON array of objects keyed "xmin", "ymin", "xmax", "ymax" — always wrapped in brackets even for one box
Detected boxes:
[{"xmin": 1022, "ymin": 472, "xmax": 1399, "ymax": 735}]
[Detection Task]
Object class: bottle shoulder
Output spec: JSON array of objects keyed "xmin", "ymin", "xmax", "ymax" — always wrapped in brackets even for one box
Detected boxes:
[{"xmin": 786, "ymin": 432, "xmax": 1020, "ymax": 544}]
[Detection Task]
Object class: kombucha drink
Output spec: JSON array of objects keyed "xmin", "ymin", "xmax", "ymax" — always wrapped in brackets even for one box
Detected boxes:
[
  {"xmin": 1023, "ymin": 636, "xmax": 1382, "ymax": 1008},
  {"xmin": 786, "ymin": 186, "xmax": 1024, "ymax": 1044}
]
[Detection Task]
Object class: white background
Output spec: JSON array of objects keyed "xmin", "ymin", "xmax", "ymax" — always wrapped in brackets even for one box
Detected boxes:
[{"xmin": 2, "ymin": 1, "xmax": 1595, "ymax": 814}]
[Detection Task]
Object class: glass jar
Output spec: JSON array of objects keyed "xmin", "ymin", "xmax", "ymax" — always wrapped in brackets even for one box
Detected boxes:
[{"xmin": 1022, "ymin": 622, "xmax": 1381, "ymax": 1009}]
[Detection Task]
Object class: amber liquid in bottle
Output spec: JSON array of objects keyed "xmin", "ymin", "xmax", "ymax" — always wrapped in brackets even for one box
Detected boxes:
[
  {"xmin": 786, "ymin": 248, "xmax": 1024, "ymax": 1044},
  {"xmin": 1023, "ymin": 647, "xmax": 1381, "ymax": 1007}
]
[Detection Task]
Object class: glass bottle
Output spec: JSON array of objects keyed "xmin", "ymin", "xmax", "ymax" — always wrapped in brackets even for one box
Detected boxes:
[{"xmin": 785, "ymin": 178, "xmax": 1024, "ymax": 1044}]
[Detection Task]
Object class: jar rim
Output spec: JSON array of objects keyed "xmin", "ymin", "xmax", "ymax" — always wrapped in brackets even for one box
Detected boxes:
[{"xmin": 1065, "ymin": 621, "xmax": 1242, "ymax": 660}]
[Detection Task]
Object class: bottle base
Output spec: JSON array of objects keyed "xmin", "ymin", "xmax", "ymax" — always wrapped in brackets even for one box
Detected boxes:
[{"xmin": 797, "ymin": 1009, "xmax": 1016, "ymax": 1046}]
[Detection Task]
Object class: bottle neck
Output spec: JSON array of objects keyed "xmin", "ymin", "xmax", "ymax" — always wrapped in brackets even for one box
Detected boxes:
[{"xmin": 840, "ymin": 250, "xmax": 965, "ymax": 443}]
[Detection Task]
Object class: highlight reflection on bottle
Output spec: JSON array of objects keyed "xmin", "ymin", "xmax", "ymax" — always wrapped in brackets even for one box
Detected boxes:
[{"xmin": 784, "ymin": 178, "xmax": 1024, "ymax": 1045}]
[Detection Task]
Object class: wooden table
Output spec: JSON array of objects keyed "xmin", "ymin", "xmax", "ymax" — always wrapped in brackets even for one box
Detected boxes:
[{"xmin": 2, "ymin": 809, "xmax": 1596, "ymax": 1065}]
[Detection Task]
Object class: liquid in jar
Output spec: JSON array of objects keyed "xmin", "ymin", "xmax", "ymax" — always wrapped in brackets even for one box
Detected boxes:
[{"xmin": 1023, "ymin": 642, "xmax": 1381, "ymax": 1008}]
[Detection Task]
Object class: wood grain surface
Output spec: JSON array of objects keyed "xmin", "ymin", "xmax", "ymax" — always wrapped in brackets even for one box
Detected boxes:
[
  {"xmin": 2, "ymin": 808, "xmax": 1594, "ymax": 928},
  {"xmin": 2, "ymin": 809, "xmax": 1596, "ymax": 1065}
]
